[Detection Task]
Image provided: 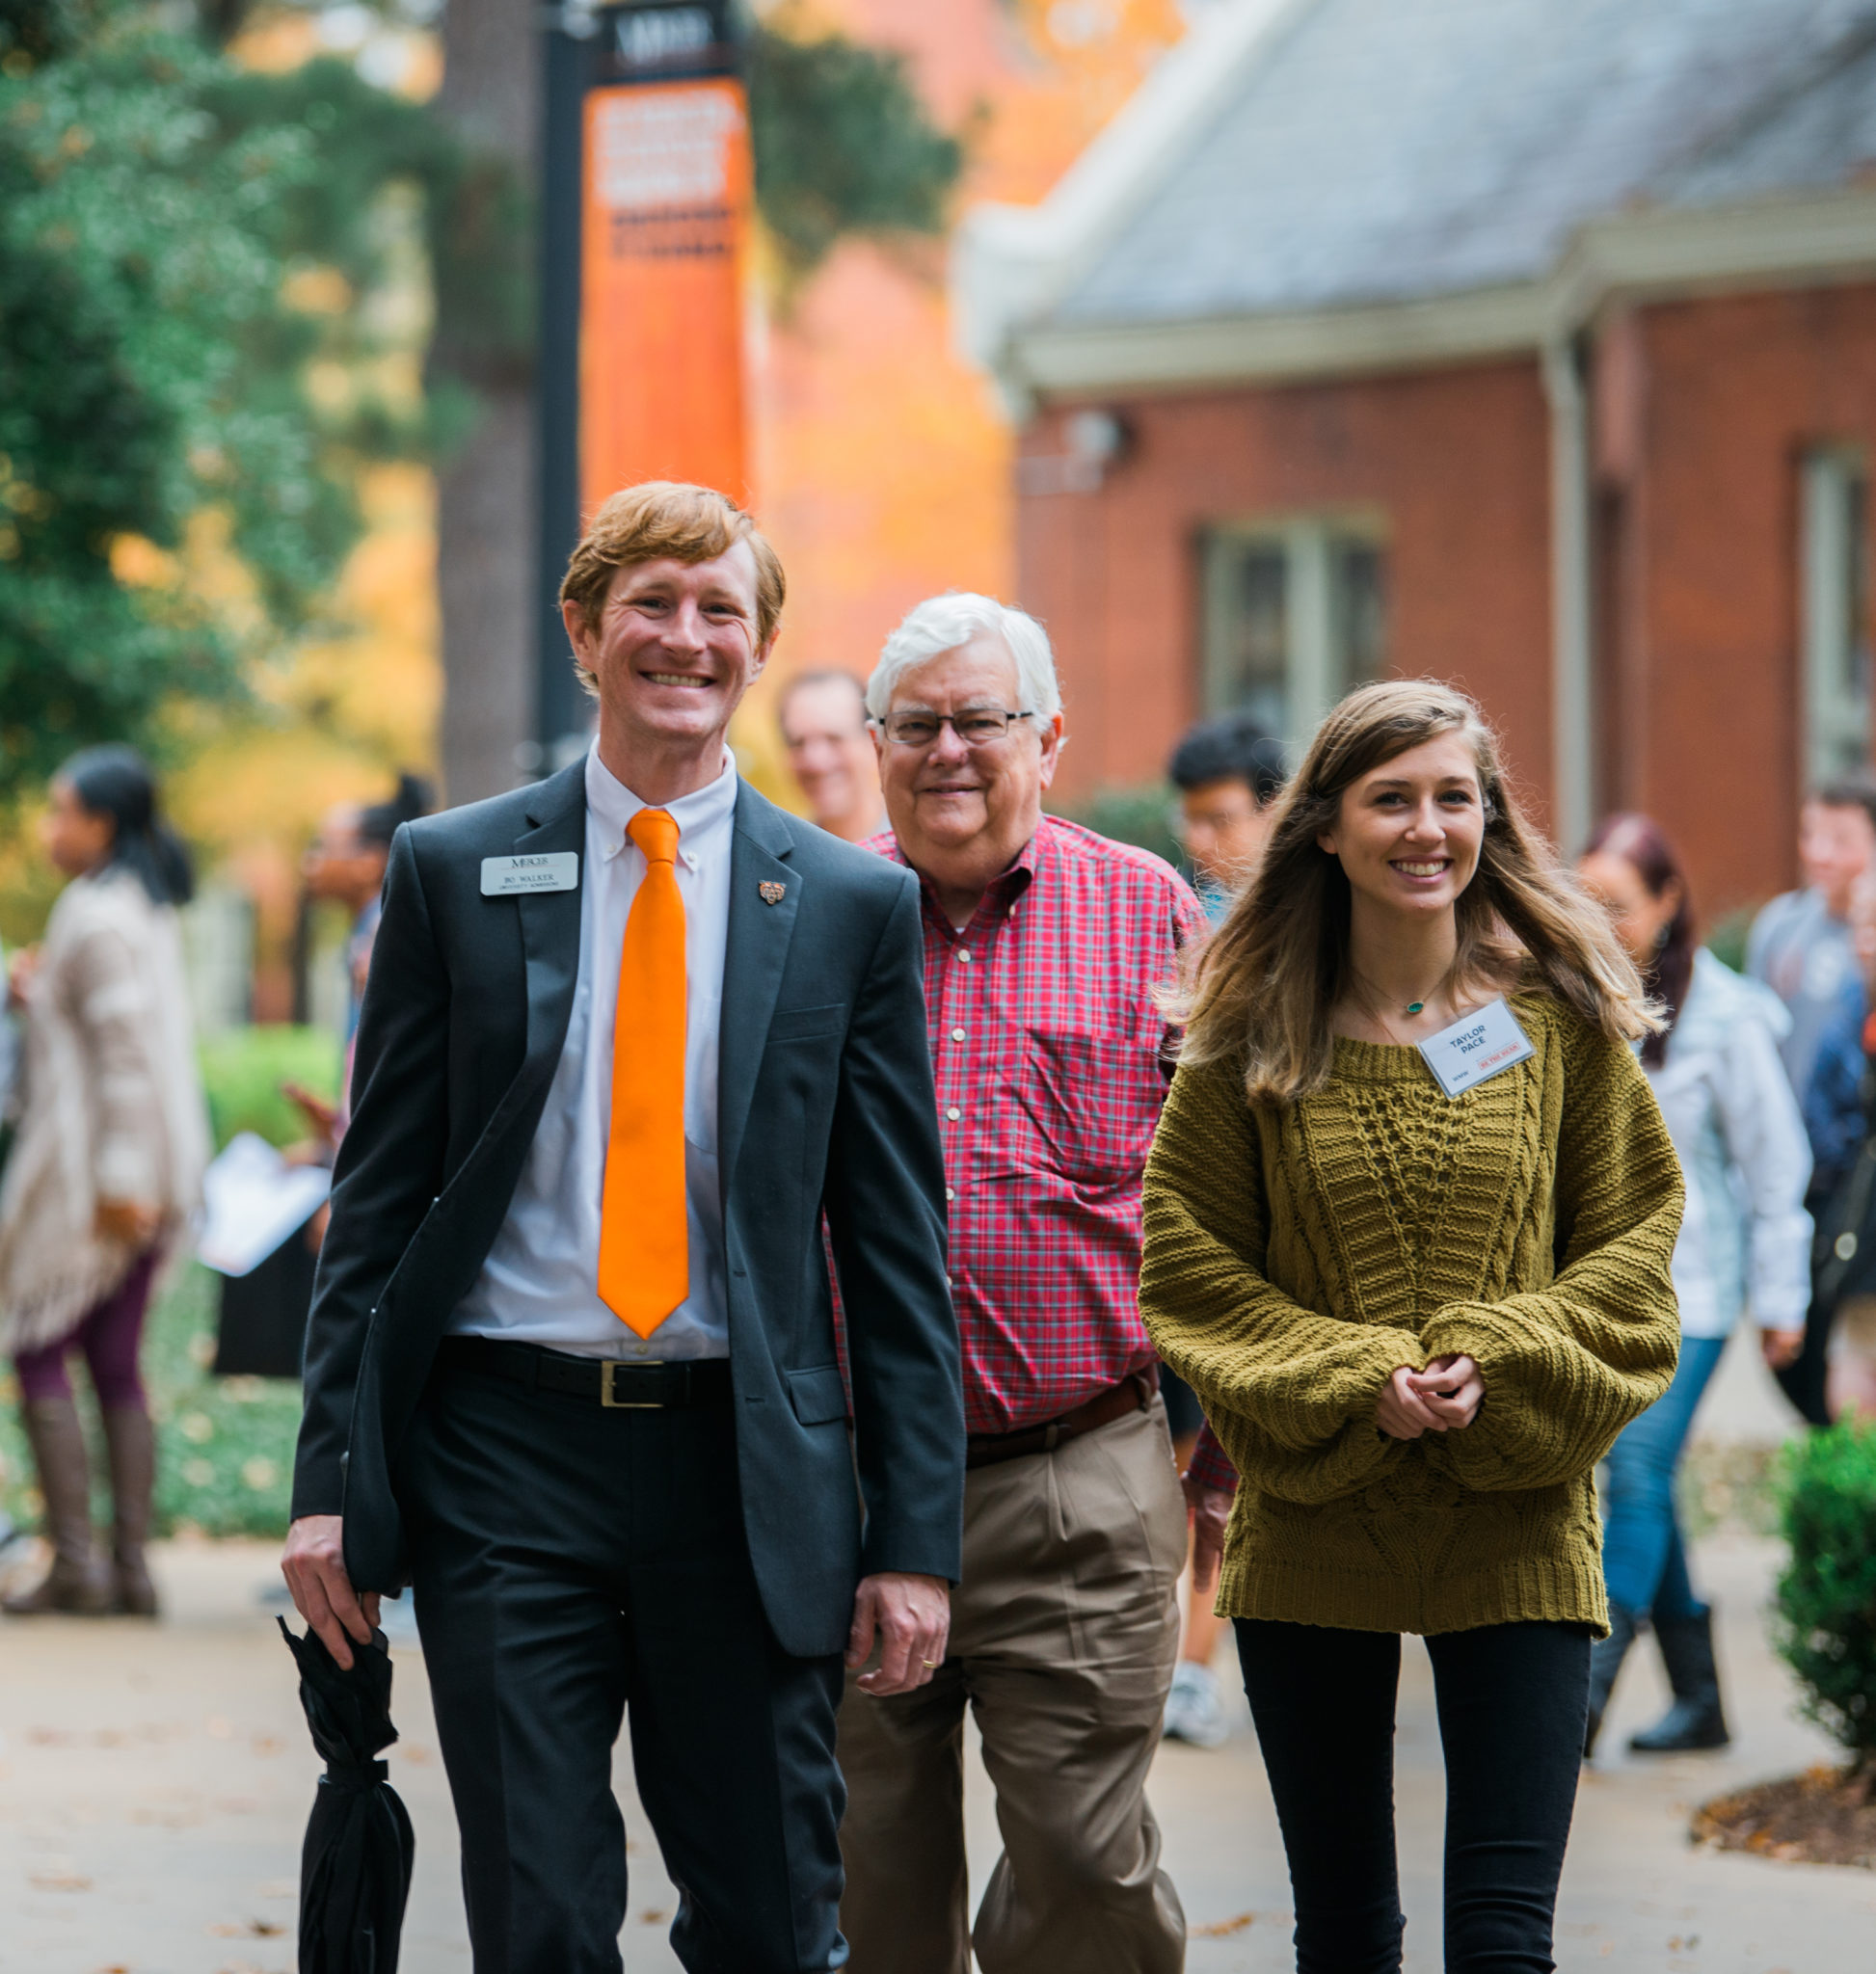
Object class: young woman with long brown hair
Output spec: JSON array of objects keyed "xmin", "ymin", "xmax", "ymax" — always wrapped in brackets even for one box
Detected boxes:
[{"xmin": 1140, "ymin": 680, "xmax": 1683, "ymax": 1973}]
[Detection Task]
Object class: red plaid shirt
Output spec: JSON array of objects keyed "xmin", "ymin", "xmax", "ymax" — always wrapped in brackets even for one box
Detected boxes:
[
  {"xmin": 1186, "ymin": 1422, "xmax": 1239, "ymax": 1493},
  {"xmin": 865, "ymin": 815, "xmax": 1207, "ymax": 1435}
]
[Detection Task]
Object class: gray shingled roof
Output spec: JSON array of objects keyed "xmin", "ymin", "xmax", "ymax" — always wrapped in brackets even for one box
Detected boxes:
[
  {"xmin": 1666, "ymin": 17, "xmax": 1876, "ymax": 204},
  {"xmin": 1050, "ymin": 0, "xmax": 1876, "ymax": 329}
]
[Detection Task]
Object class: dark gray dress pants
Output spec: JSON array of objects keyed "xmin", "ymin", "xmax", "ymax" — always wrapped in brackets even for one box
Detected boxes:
[{"xmin": 399, "ymin": 1355, "xmax": 848, "ymax": 1974}]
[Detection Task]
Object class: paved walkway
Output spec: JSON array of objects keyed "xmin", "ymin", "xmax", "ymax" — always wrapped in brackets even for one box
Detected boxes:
[{"xmin": 1, "ymin": 1515, "xmax": 1871, "ymax": 1973}]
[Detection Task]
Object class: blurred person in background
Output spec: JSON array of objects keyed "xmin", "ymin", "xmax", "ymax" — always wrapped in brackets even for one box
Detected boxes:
[
  {"xmin": 1748, "ymin": 777, "xmax": 1876, "ymax": 1423},
  {"xmin": 1793, "ymin": 869, "xmax": 1876, "ymax": 1422},
  {"xmin": 290, "ymin": 771, "xmax": 434, "ymax": 1159},
  {"xmin": 841, "ymin": 594, "xmax": 1205, "ymax": 1973},
  {"xmin": 0, "ymin": 747, "xmax": 209, "ymax": 1616},
  {"xmin": 1578, "ymin": 815, "xmax": 1809, "ymax": 1757},
  {"xmin": 1159, "ymin": 710, "xmax": 1282, "ymax": 1747},
  {"xmin": 1167, "ymin": 708, "xmax": 1286, "ymax": 924},
  {"xmin": 779, "ymin": 668, "xmax": 887, "ymax": 842},
  {"xmin": 1749, "ymin": 776, "xmax": 1876, "ymax": 1093},
  {"xmin": 303, "ymin": 800, "xmax": 384, "ymax": 1034},
  {"xmin": 302, "ymin": 771, "xmax": 436, "ymax": 1038}
]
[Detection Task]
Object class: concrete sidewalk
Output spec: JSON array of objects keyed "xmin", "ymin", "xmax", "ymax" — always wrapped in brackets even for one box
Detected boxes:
[{"xmin": 1, "ymin": 1517, "xmax": 1871, "ymax": 1972}]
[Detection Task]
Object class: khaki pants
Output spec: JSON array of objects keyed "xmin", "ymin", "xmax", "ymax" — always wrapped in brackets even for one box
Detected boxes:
[{"xmin": 838, "ymin": 1396, "xmax": 1189, "ymax": 1974}]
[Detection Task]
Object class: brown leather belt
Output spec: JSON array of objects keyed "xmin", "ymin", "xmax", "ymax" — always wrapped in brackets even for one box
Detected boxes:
[{"xmin": 965, "ymin": 1367, "xmax": 1159, "ymax": 1471}]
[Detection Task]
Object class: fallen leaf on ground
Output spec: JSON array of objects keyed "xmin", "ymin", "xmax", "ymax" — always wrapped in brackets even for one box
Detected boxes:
[
  {"xmin": 31, "ymin": 1868, "xmax": 92, "ymax": 1890},
  {"xmin": 1189, "ymin": 1912, "xmax": 1254, "ymax": 1938}
]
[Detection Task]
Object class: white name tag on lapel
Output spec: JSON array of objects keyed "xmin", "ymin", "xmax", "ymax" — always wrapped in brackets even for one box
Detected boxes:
[
  {"xmin": 480, "ymin": 852, "xmax": 579, "ymax": 896},
  {"xmin": 1416, "ymin": 997, "xmax": 1535, "ymax": 1099}
]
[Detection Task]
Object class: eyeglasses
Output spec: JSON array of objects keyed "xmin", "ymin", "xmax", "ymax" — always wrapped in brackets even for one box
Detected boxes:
[{"xmin": 876, "ymin": 708, "xmax": 1036, "ymax": 748}]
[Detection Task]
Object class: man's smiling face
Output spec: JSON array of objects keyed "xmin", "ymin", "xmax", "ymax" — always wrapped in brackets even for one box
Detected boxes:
[
  {"xmin": 875, "ymin": 633, "xmax": 1059, "ymax": 865},
  {"xmin": 563, "ymin": 544, "xmax": 770, "ymax": 754}
]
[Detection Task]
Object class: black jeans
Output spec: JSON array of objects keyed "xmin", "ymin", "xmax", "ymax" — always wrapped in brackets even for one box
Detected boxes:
[
  {"xmin": 400, "ymin": 1357, "xmax": 848, "ymax": 1974},
  {"xmin": 1235, "ymin": 1618, "xmax": 1591, "ymax": 1974}
]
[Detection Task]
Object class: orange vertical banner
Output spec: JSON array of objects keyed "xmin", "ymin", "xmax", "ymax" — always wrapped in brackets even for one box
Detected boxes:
[{"xmin": 579, "ymin": 75, "xmax": 751, "ymax": 515}]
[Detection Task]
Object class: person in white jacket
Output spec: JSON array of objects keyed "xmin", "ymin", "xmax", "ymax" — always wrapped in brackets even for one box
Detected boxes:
[
  {"xmin": 0, "ymin": 748, "xmax": 208, "ymax": 1617},
  {"xmin": 1578, "ymin": 814, "xmax": 1811, "ymax": 1756}
]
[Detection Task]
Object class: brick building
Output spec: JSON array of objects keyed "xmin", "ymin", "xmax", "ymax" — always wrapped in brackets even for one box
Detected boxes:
[{"xmin": 958, "ymin": 0, "xmax": 1876, "ymax": 915}]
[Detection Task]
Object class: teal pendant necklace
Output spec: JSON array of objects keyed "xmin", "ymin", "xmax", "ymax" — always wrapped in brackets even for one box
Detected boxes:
[{"xmin": 1353, "ymin": 965, "xmax": 1448, "ymax": 1032}]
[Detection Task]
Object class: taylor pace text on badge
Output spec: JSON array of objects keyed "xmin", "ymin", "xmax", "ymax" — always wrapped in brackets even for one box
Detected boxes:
[
  {"xmin": 480, "ymin": 852, "xmax": 580, "ymax": 896},
  {"xmin": 1416, "ymin": 998, "xmax": 1536, "ymax": 1100}
]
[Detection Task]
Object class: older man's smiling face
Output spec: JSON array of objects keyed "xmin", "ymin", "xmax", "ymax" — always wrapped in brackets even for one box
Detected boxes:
[
  {"xmin": 564, "ymin": 544, "xmax": 769, "ymax": 757},
  {"xmin": 875, "ymin": 633, "xmax": 1061, "ymax": 902}
]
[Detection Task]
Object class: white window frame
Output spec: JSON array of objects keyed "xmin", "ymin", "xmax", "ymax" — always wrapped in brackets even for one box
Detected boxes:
[
  {"xmin": 1200, "ymin": 515, "xmax": 1388, "ymax": 758},
  {"xmin": 1801, "ymin": 446, "xmax": 1871, "ymax": 787}
]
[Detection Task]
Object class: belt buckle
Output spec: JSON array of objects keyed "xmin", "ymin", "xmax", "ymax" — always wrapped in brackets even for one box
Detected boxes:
[{"xmin": 600, "ymin": 1360, "xmax": 665, "ymax": 1409}]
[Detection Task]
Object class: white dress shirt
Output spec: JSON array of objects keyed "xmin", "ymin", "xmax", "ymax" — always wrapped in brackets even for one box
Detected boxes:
[{"xmin": 451, "ymin": 745, "xmax": 737, "ymax": 1358}]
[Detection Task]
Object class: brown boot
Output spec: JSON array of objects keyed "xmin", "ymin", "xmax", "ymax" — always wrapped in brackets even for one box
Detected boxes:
[
  {"xmin": 102, "ymin": 1404, "xmax": 159, "ymax": 1617},
  {"xmin": 3, "ymin": 1398, "xmax": 112, "ymax": 1615}
]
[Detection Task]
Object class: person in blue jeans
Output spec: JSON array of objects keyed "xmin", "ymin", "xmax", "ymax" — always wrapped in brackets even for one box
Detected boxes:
[{"xmin": 1579, "ymin": 816, "xmax": 1812, "ymax": 1755}]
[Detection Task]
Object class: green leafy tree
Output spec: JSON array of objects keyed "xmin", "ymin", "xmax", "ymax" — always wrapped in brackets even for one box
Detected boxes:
[
  {"xmin": 749, "ymin": 18, "xmax": 964, "ymax": 286},
  {"xmin": 0, "ymin": 1, "xmax": 530, "ymax": 794},
  {"xmin": 0, "ymin": 2, "xmax": 368, "ymax": 785}
]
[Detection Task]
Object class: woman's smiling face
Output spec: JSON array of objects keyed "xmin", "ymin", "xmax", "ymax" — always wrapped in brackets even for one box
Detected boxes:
[{"xmin": 1317, "ymin": 732, "xmax": 1487, "ymax": 921}]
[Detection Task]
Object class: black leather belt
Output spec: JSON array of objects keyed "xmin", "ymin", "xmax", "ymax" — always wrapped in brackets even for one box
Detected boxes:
[{"xmin": 438, "ymin": 1336, "xmax": 734, "ymax": 1409}]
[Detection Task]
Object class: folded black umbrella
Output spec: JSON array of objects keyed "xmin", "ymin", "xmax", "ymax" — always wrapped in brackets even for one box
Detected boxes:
[{"xmin": 279, "ymin": 1615, "xmax": 415, "ymax": 1974}]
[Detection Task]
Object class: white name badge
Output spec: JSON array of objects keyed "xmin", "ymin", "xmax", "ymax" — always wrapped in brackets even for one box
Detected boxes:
[
  {"xmin": 480, "ymin": 852, "xmax": 579, "ymax": 896},
  {"xmin": 1416, "ymin": 997, "xmax": 1536, "ymax": 1099}
]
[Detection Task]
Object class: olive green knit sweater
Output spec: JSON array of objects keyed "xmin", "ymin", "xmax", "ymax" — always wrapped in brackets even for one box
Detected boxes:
[{"xmin": 1140, "ymin": 994, "xmax": 1683, "ymax": 1638}]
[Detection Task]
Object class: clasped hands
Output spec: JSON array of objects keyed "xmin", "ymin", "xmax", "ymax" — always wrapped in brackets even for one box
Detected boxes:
[
  {"xmin": 1376, "ymin": 1352, "xmax": 1485, "ymax": 1440},
  {"xmin": 1182, "ymin": 1350, "xmax": 1487, "ymax": 1594}
]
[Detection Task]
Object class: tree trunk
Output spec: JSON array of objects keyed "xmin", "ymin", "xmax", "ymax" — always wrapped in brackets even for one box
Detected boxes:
[{"xmin": 434, "ymin": 0, "xmax": 540, "ymax": 807}]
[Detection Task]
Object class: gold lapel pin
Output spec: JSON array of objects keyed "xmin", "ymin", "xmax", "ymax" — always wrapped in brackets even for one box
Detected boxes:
[{"xmin": 759, "ymin": 880, "xmax": 787, "ymax": 905}]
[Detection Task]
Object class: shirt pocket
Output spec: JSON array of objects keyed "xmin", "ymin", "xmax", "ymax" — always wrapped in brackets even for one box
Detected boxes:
[{"xmin": 1020, "ymin": 1027, "xmax": 1165, "ymax": 1192}]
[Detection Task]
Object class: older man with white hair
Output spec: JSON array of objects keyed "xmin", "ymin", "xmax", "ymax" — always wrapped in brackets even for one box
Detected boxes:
[{"xmin": 838, "ymin": 593, "xmax": 1204, "ymax": 1973}]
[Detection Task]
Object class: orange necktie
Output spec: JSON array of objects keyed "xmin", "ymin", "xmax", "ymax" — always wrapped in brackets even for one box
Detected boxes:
[{"xmin": 597, "ymin": 808, "xmax": 688, "ymax": 1336}]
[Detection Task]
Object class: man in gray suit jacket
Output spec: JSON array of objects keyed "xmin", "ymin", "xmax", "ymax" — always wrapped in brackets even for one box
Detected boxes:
[{"xmin": 282, "ymin": 481, "xmax": 962, "ymax": 1974}]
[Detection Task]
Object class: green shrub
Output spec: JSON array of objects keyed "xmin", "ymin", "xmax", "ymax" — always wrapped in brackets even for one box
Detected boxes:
[
  {"xmin": 1058, "ymin": 784, "xmax": 1184, "ymax": 871},
  {"xmin": 199, "ymin": 1023, "xmax": 342, "ymax": 1151},
  {"xmin": 1775, "ymin": 1420, "xmax": 1876, "ymax": 1774}
]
